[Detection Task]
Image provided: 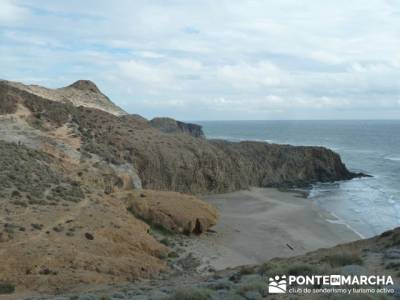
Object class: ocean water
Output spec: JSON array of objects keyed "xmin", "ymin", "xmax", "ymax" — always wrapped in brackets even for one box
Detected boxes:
[{"xmin": 198, "ymin": 120, "xmax": 400, "ymax": 238}]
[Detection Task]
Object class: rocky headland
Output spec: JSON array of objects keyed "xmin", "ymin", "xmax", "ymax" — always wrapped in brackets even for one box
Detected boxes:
[
  {"xmin": 0, "ymin": 79, "xmax": 392, "ymax": 300},
  {"xmin": 149, "ymin": 117, "xmax": 205, "ymax": 138}
]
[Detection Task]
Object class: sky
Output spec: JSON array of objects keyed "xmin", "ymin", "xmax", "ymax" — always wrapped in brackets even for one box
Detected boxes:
[{"xmin": 0, "ymin": 0, "xmax": 400, "ymax": 120}]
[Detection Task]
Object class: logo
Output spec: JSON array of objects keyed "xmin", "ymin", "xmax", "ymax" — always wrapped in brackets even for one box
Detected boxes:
[
  {"xmin": 267, "ymin": 274, "xmax": 394, "ymax": 295},
  {"xmin": 268, "ymin": 275, "xmax": 287, "ymax": 294},
  {"xmin": 330, "ymin": 275, "xmax": 341, "ymax": 286}
]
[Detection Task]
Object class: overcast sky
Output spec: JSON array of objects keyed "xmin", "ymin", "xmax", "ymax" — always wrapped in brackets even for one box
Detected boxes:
[{"xmin": 1, "ymin": 0, "xmax": 399, "ymax": 120}]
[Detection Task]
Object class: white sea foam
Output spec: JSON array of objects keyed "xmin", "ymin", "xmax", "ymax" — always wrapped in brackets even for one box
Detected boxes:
[
  {"xmin": 385, "ymin": 156, "xmax": 400, "ymax": 162},
  {"xmin": 325, "ymin": 212, "xmax": 365, "ymax": 239}
]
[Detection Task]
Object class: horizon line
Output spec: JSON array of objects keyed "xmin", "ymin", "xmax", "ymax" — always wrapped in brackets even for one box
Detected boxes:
[{"xmin": 186, "ymin": 119, "xmax": 400, "ymax": 122}]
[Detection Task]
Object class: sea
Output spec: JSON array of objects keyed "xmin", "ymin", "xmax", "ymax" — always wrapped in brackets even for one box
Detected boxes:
[{"xmin": 197, "ymin": 120, "xmax": 400, "ymax": 238}]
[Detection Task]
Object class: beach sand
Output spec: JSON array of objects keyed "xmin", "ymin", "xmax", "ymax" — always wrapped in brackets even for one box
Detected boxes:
[{"xmin": 186, "ymin": 188, "xmax": 360, "ymax": 271}]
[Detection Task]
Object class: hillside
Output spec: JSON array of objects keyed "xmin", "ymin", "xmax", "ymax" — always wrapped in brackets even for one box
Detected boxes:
[
  {"xmin": 0, "ymin": 79, "xmax": 127, "ymax": 116},
  {"xmin": 0, "ymin": 80, "xmax": 363, "ymax": 194},
  {"xmin": 78, "ymin": 226, "xmax": 399, "ymax": 300},
  {"xmin": 0, "ymin": 79, "xmax": 372, "ymax": 297}
]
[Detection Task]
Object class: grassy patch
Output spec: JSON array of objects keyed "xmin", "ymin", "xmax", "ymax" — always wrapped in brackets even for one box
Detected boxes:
[
  {"xmin": 322, "ymin": 252, "xmax": 363, "ymax": 267},
  {"xmin": 165, "ymin": 288, "xmax": 213, "ymax": 300},
  {"xmin": 286, "ymin": 263, "xmax": 320, "ymax": 276},
  {"xmin": 235, "ymin": 276, "xmax": 265, "ymax": 297},
  {"xmin": 0, "ymin": 140, "xmax": 84, "ymax": 204}
]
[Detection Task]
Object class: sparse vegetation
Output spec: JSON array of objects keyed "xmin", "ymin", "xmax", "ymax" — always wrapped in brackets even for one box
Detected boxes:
[
  {"xmin": 0, "ymin": 282, "xmax": 15, "ymax": 294},
  {"xmin": 390, "ymin": 232, "xmax": 400, "ymax": 246},
  {"xmin": 0, "ymin": 140, "xmax": 84, "ymax": 204},
  {"xmin": 0, "ymin": 84, "xmax": 18, "ymax": 114},
  {"xmin": 235, "ymin": 275, "xmax": 265, "ymax": 297},
  {"xmin": 23, "ymin": 92, "xmax": 73, "ymax": 128},
  {"xmin": 385, "ymin": 262, "xmax": 400, "ymax": 270},
  {"xmin": 239, "ymin": 265, "xmax": 257, "ymax": 275},
  {"xmin": 286, "ymin": 263, "xmax": 321, "ymax": 276},
  {"xmin": 164, "ymin": 288, "xmax": 213, "ymax": 300},
  {"xmin": 322, "ymin": 252, "xmax": 363, "ymax": 267},
  {"xmin": 0, "ymin": 79, "xmax": 398, "ymax": 299},
  {"xmin": 259, "ymin": 261, "xmax": 324, "ymax": 277}
]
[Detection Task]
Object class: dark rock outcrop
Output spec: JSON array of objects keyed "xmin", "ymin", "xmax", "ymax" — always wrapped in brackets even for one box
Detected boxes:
[{"xmin": 150, "ymin": 117, "xmax": 205, "ymax": 138}]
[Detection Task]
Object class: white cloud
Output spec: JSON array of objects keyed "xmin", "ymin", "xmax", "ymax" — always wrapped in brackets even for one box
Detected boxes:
[
  {"xmin": 309, "ymin": 51, "xmax": 344, "ymax": 65},
  {"xmin": 118, "ymin": 60, "xmax": 174, "ymax": 86},
  {"xmin": 174, "ymin": 59, "xmax": 203, "ymax": 72},
  {"xmin": 0, "ymin": 0, "xmax": 26, "ymax": 23},
  {"xmin": 137, "ymin": 51, "xmax": 165, "ymax": 59},
  {"xmin": 0, "ymin": 0, "xmax": 400, "ymax": 119},
  {"xmin": 217, "ymin": 62, "xmax": 283, "ymax": 89}
]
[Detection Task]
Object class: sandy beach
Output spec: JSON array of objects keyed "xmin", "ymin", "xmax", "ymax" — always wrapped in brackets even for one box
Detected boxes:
[{"xmin": 186, "ymin": 188, "xmax": 361, "ymax": 271}]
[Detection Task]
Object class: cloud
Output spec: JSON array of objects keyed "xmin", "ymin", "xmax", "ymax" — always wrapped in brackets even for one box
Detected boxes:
[
  {"xmin": 217, "ymin": 62, "xmax": 283, "ymax": 89},
  {"xmin": 117, "ymin": 60, "xmax": 174, "ymax": 86},
  {"xmin": 0, "ymin": 0, "xmax": 399, "ymax": 120},
  {"xmin": 0, "ymin": 0, "xmax": 27, "ymax": 23},
  {"xmin": 137, "ymin": 51, "xmax": 165, "ymax": 59}
]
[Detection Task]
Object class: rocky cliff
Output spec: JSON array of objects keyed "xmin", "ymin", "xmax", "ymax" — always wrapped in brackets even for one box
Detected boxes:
[
  {"xmin": 0, "ymin": 79, "xmax": 370, "ymax": 296},
  {"xmin": 150, "ymin": 117, "xmax": 205, "ymax": 138},
  {"xmin": 0, "ymin": 79, "xmax": 362, "ymax": 195}
]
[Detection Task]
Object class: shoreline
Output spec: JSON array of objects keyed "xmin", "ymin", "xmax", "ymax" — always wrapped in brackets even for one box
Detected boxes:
[
  {"xmin": 324, "ymin": 211, "xmax": 365, "ymax": 239},
  {"xmin": 185, "ymin": 187, "xmax": 361, "ymax": 271}
]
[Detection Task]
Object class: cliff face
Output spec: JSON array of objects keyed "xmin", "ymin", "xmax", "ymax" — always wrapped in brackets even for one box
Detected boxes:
[
  {"xmin": 150, "ymin": 117, "xmax": 205, "ymax": 138},
  {"xmin": 0, "ymin": 80, "xmax": 360, "ymax": 195},
  {"xmin": 0, "ymin": 79, "xmax": 367, "ymax": 295}
]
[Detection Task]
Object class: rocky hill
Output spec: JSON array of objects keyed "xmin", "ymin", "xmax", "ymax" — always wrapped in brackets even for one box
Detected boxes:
[
  {"xmin": 0, "ymin": 79, "xmax": 370, "ymax": 297},
  {"xmin": 0, "ymin": 79, "xmax": 127, "ymax": 116},
  {"xmin": 0, "ymin": 79, "xmax": 363, "ymax": 194}
]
